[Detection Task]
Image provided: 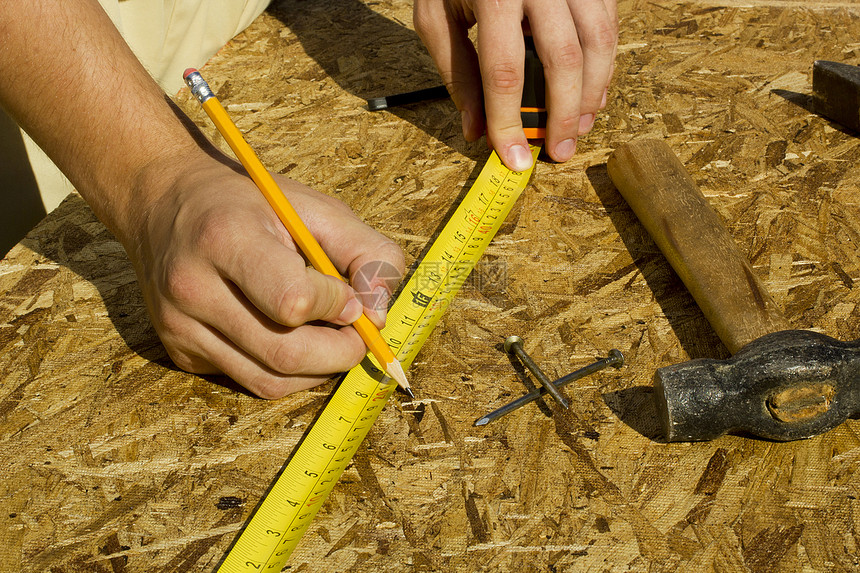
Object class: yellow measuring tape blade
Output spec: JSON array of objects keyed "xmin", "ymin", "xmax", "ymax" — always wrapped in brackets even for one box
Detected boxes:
[{"xmin": 217, "ymin": 146, "xmax": 540, "ymax": 571}]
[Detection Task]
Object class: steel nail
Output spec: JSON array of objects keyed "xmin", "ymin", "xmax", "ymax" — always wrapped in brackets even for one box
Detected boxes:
[
  {"xmin": 504, "ymin": 336, "xmax": 570, "ymax": 409},
  {"xmin": 475, "ymin": 349, "xmax": 625, "ymax": 426}
]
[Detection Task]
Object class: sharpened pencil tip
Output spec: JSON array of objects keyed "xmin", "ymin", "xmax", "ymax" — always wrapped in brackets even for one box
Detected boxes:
[
  {"xmin": 385, "ymin": 358, "xmax": 411, "ymax": 394},
  {"xmin": 404, "ymin": 387, "xmax": 415, "ymax": 400},
  {"xmin": 474, "ymin": 417, "xmax": 489, "ymax": 426}
]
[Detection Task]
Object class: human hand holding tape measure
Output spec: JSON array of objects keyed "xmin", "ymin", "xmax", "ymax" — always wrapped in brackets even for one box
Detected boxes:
[{"xmin": 413, "ymin": 0, "xmax": 618, "ymax": 169}]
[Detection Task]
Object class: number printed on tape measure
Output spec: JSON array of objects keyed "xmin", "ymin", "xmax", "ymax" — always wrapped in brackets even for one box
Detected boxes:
[
  {"xmin": 217, "ymin": 148, "xmax": 539, "ymax": 572},
  {"xmin": 383, "ymin": 160, "xmax": 535, "ymax": 369}
]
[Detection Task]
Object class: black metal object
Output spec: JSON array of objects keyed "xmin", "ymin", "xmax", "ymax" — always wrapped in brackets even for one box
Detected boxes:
[
  {"xmin": 366, "ymin": 85, "xmax": 450, "ymax": 111},
  {"xmin": 812, "ymin": 60, "xmax": 860, "ymax": 133},
  {"xmin": 654, "ymin": 330, "xmax": 860, "ymax": 442}
]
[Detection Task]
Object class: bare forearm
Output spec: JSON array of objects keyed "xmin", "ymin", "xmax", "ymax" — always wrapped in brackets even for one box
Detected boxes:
[{"xmin": 0, "ymin": 0, "xmax": 205, "ymax": 244}]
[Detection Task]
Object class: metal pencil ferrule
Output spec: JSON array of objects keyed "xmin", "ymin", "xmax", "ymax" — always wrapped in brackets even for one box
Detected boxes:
[{"xmin": 184, "ymin": 71, "xmax": 214, "ymax": 104}]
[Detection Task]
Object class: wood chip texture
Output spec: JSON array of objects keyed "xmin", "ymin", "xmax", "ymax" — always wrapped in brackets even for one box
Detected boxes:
[{"xmin": 1, "ymin": 0, "xmax": 860, "ymax": 571}]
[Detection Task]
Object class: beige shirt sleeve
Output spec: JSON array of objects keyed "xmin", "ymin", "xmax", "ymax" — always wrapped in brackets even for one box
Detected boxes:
[
  {"xmin": 106, "ymin": 0, "xmax": 271, "ymax": 94},
  {"xmin": 23, "ymin": 0, "xmax": 271, "ymax": 213}
]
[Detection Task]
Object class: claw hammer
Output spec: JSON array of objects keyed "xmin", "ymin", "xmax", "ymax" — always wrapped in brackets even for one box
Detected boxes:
[{"xmin": 607, "ymin": 139, "xmax": 860, "ymax": 441}]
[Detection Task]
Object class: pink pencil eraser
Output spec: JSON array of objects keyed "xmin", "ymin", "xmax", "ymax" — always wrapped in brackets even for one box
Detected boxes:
[{"xmin": 183, "ymin": 68, "xmax": 198, "ymax": 79}]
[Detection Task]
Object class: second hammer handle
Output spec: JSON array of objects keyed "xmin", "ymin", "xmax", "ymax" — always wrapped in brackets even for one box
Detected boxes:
[{"xmin": 607, "ymin": 139, "xmax": 789, "ymax": 354}]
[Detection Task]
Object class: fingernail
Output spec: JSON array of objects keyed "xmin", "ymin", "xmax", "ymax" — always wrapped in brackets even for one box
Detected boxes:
[
  {"xmin": 578, "ymin": 114, "xmax": 595, "ymax": 135},
  {"xmin": 600, "ymin": 88, "xmax": 608, "ymax": 109},
  {"xmin": 507, "ymin": 144, "xmax": 533, "ymax": 171},
  {"xmin": 338, "ymin": 296, "xmax": 363, "ymax": 324},
  {"xmin": 370, "ymin": 286, "xmax": 390, "ymax": 326},
  {"xmin": 461, "ymin": 109, "xmax": 472, "ymax": 137},
  {"xmin": 555, "ymin": 138, "xmax": 577, "ymax": 162}
]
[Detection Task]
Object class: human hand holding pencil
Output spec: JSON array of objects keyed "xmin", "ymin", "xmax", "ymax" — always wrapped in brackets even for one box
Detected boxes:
[
  {"xmin": 0, "ymin": 0, "xmax": 405, "ymax": 400},
  {"xmin": 183, "ymin": 68, "xmax": 412, "ymax": 397}
]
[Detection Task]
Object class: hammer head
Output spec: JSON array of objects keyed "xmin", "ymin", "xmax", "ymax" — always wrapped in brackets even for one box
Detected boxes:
[{"xmin": 654, "ymin": 330, "xmax": 860, "ymax": 441}]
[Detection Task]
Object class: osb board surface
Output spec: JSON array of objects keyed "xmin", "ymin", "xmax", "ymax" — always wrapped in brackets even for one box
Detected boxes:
[{"xmin": 2, "ymin": 0, "xmax": 860, "ymax": 570}]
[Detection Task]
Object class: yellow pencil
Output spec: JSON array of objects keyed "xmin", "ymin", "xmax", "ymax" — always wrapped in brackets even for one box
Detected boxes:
[{"xmin": 183, "ymin": 68, "xmax": 411, "ymax": 397}]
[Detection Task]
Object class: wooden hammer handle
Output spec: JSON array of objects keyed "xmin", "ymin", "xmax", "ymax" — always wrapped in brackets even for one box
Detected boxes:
[{"xmin": 607, "ymin": 139, "xmax": 789, "ymax": 354}]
